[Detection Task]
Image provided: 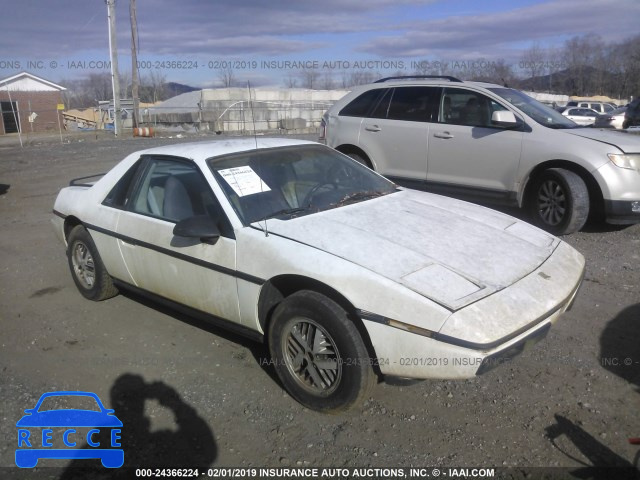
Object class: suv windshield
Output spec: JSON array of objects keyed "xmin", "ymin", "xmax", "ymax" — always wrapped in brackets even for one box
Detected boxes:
[
  {"xmin": 488, "ymin": 88, "xmax": 579, "ymax": 129},
  {"xmin": 209, "ymin": 145, "xmax": 397, "ymax": 225}
]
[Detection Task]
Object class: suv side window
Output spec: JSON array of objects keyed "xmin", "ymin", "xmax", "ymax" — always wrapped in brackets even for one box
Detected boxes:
[
  {"xmin": 369, "ymin": 88, "xmax": 393, "ymax": 119},
  {"xmin": 339, "ymin": 88, "xmax": 386, "ymax": 117},
  {"xmin": 386, "ymin": 87, "xmax": 440, "ymax": 122},
  {"xmin": 440, "ymin": 88, "xmax": 509, "ymax": 128}
]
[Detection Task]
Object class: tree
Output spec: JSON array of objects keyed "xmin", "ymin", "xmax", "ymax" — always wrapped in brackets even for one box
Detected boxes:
[
  {"xmin": 140, "ymin": 70, "xmax": 167, "ymax": 103},
  {"xmin": 299, "ymin": 68, "xmax": 320, "ymax": 89},
  {"xmin": 319, "ymin": 72, "xmax": 335, "ymax": 90},
  {"xmin": 218, "ymin": 67, "xmax": 235, "ymax": 88},
  {"xmin": 520, "ymin": 43, "xmax": 545, "ymax": 90},
  {"xmin": 283, "ymin": 73, "xmax": 298, "ymax": 88}
]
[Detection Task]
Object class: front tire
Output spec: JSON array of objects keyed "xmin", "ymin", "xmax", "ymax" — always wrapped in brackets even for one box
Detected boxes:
[
  {"xmin": 67, "ymin": 225, "xmax": 118, "ymax": 301},
  {"xmin": 268, "ymin": 291, "xmax": 374, "ymax": 412},
  {"xmin": 528, "ymin": 168, "xmax": 589, "ymax": 235}
]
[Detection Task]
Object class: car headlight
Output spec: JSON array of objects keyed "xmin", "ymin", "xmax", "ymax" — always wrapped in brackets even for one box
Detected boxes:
[{"xmin": 608, "ymin": 153, "xmax": 640, "ymax": 171}]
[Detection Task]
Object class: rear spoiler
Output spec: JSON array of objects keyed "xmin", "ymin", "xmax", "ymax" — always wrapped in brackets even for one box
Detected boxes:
[{"xmin": 69, "ymin": 173, "xmax": 106, "ymax": 187}]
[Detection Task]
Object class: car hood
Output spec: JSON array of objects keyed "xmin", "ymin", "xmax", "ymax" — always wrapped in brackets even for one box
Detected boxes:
[
  {"xmin": 264, "ymin": 189, "xmax": 559, "ymax": 310},
  {"xmin": 564, "ymin": 128, "xmax": 640, "ymax": 152}
]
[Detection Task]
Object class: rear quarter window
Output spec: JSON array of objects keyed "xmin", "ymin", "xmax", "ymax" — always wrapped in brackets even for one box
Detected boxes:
[{"xmin": 339, "ymin": 89, "xmax": 387, "ymax": 117}]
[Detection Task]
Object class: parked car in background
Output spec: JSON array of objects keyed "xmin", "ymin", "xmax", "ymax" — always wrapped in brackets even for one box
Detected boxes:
[
  {"xmin": 52, "ymin": 139, "xmax": 586, "ymax": 412},
  {"xmin": 624, "ymin": 98, "xmax": 640, "ymax": 129},
  {"xmin": 322, "ymin": 76, "xmax": 640, "ymax": 235},
  {"xmin": 593, "ymin": 106, "xmax": 627, "ymax": 129},
  {"xmin": 565, "ymin": 101, "xmax": 616, "ymax": 113},
  {"xmin": 579, "ymin": 102, "xmax": 616, "ymax": 114},
  {"xmin": 561, "ymin": 107, "xmax": 600, "ymax": 126}
]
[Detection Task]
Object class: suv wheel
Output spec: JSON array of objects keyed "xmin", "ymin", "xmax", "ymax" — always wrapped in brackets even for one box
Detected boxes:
[{"xmin": 528, "ymin": 168, "xmax": 589, "ymax": 235}]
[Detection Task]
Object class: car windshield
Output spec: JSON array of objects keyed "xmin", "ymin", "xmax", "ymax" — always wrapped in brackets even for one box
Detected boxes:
[
  {"xmin": 37, "ymin": 395, "xmax": 102, "ymax": 412},
  {"xmin": 208, "ymin": 144, "xmax": 397, "ymax": 225},
  {"xmin": 488, "ymin": 88, "xmax": 579, "ymax": 129}
]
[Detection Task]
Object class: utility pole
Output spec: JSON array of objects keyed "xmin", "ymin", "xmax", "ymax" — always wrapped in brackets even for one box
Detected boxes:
[
  {"xmin": 106, "ymin": 0, "xmax": 122, "ymax": 137},
  {"xmin": 130, "ymin": 0, "xmax": 139, "ymax": 130}
]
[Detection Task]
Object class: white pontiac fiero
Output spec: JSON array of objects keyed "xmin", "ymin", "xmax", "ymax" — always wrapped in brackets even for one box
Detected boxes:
[{"xmin": 52, "ymin": 138, "xmax": 585, "ymax": 412}]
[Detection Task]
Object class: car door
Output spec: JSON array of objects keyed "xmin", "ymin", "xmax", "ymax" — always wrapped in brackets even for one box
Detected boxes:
[
  {"xmin": 115, "ymin": 156, "xmax": 240, "ymax": 323},
  {"xmin": 426, "ymin": 87, "xmax": 524, "ymax": 203},
  {"xmin": 359, "ymin": 86, "xmax": 440, "ymax": 182}
]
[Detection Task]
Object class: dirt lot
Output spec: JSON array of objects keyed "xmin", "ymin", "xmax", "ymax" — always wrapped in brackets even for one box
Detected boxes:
[{"xmin": 0, "ymin": 131, "xmax": 639, "ymax": 479}]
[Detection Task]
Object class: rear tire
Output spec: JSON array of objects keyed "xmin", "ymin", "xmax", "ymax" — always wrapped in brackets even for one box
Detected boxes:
[
  {"xmin": 268, "ymin": 290, "xmax": 374, "ymax": 412},
  {"xmin": 528, "ymin": 168, "xmax": 589, "ymax": 235},
  {"xmin": 67, "ymin": 225, "xmax": 118, "ymax": 301}
]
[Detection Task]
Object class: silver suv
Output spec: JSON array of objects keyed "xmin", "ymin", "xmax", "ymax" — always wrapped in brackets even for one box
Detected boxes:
[
  {"xmin": 565, "ymin": 101, "xmax": 616, "ymax": 114},
  {"xmin": 323, "ymin": 76, "xmax": 640, "ymax": 235}
]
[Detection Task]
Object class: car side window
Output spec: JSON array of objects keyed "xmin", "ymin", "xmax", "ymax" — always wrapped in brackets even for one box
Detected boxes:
[
  {"xmin": 368, "ymin": 88, "xmax": 393, "ymax": 119},
  {"xmin": 440, "ymin": 88, "xmax": 509, "ymax": 128},
  {"xmin": 339, "ymin": 88, "xmax": 386, "ymax": 117},
  {"xmin": 129, "ymin": 157, "xmax": 234, "ymax": 237},
  {"xmin": 103, "ymin": 159, "xmax": 144, "ymax": 208},
  {"xmin": 386, "ymin": 87, "xmax": 440, "ymax": 122}
]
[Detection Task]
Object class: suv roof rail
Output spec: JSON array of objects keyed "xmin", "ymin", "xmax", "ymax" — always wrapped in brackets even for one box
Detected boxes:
[{"xmin": 374, "ymin": 75, "xmax": 463, "ymax": 83}]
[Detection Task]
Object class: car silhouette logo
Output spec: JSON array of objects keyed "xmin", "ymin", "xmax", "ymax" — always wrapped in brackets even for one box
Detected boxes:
[{"xmin": 15, "ymin": 391, "xmax": 123, "ymax": 468}]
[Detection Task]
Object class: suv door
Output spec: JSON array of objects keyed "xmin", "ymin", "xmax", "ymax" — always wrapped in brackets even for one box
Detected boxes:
[
  {"xmin": 115, "ymin": 156, "xmax": 240, "ymax": 323},
  {"xmin": 426, "ymin": 87, "xmax": 524, "ymax": 203},
  {"xmin": 358, "ymin": 86, "xmax": 440, "ymax": 182}
]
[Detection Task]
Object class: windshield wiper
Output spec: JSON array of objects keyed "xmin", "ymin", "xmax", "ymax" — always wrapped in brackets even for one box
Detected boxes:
[
  {"xmin": 261, "ymin": 206, "xmax": 312, "ymax": 221},
  {"xmin": 334, "ymin": 190, "xmax": 389, "ymax": 207}
]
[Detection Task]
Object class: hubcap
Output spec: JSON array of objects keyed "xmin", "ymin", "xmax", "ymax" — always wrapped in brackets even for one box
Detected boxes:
[
  {"xmin": 71, "ymin": 242, "xmax": 95, "ymax": 289},
  {"xmin": 282, "ymin": 318, "xmax": 341, "ymax": 395},
  {"xmin": 537, "ymin": 179, "xmax": 566, "ymax": 226}
]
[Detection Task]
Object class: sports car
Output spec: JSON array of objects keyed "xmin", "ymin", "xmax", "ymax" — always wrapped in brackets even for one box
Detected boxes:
[{"xmin": 52, "ymin": 138, "xmax": 585, "ymax": 412}]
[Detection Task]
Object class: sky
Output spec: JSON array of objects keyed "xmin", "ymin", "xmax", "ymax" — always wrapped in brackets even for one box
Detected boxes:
[{"xmin": 0, "ymin": 0, "xmax": 638, "ymax": 88}]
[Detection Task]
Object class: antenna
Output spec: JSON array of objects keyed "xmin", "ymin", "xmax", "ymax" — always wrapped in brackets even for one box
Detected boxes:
[
  {"xmin": 247, "ymin": 81, "xmax": 259, "ymax": 150},
  {"xmin": 247, "ymin": 81, "xmax": 268, "ymax": 236}
]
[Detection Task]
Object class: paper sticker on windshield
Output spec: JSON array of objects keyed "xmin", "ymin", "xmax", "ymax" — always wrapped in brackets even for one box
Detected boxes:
[{"xmin": 218, "ymin": 166, "xmax": 271, "ymax": 197}]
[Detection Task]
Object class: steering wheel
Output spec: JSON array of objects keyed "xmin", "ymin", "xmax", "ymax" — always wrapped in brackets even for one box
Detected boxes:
[{"xmin": 302, "ymin": 182, "xmax": 336, "ymax": 207}]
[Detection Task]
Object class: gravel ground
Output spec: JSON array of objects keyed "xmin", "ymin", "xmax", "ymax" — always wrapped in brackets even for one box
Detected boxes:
[{"xmin": 0, "ymin": 131, "xmax": 638, "ymax": 480}]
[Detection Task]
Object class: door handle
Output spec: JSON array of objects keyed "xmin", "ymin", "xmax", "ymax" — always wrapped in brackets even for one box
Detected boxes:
[
  {"xmin": 434, "ymin": 131, "xmax": 454, "ymax": 139},
  {"xmin": 365, "ymin": 125, "xmax": 381, "ymax": 132}
]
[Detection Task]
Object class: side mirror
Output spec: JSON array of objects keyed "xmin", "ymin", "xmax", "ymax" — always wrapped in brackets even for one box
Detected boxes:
[
  {"xmin": 491, "ymin": 110, "xmax": 518, "ymax": 128},
  {"xmin": 173, "ymin": 215, "xmax": 221, "ymax": 245}
]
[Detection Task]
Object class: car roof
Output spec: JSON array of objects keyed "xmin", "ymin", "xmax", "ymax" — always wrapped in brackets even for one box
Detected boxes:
[
  {"xmin": 133, "ymin": 137, "xmax": 319, "ymax": 162},
  {"xmin": 357, "ymin": 78, "xmax": 504, "ymax": 89}
]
